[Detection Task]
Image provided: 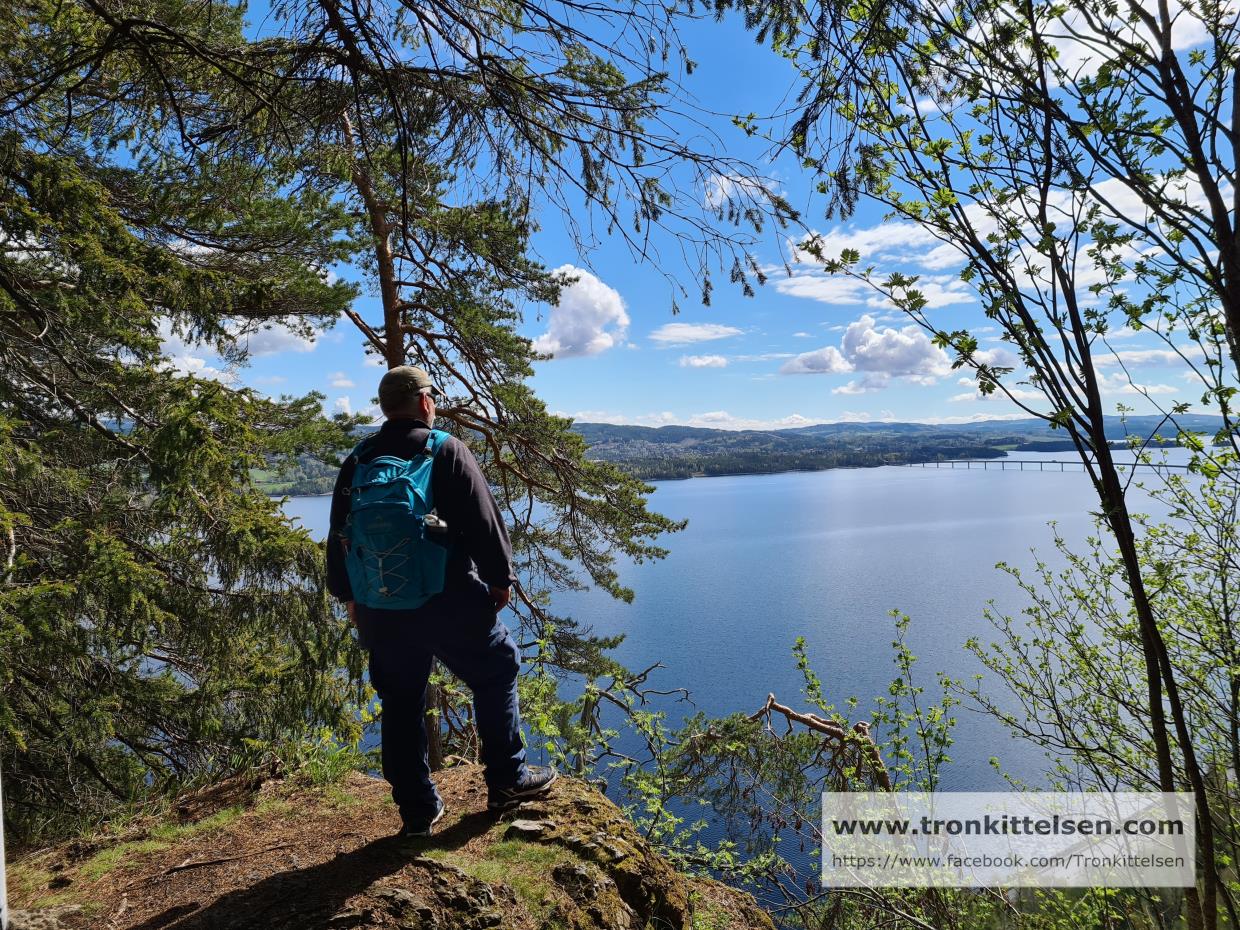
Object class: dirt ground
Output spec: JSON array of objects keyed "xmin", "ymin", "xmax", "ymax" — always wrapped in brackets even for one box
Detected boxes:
[{"xmin": 8, "ymin": 766, "xmax": 774, "ymax": 930}]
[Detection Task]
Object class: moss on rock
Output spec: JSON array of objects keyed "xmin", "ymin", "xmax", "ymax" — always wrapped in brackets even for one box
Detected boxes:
[{"xmin": 7, "ymin": 766, "xmax": 774, "ymax": 930}]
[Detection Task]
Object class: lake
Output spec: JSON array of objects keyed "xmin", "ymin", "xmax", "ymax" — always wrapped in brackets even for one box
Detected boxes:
[{"xmin": 282, "ymin": 450, "xmax": 1192, "ymax": 791}]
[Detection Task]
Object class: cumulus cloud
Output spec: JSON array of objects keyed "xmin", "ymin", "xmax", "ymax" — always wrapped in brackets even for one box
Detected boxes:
[
  {"xmin": 781, "ymin": 345, "xmax": 852, "ymax": 375},
  {"xmin": 648, "ymin": 322, "xmax": 744, "ymax": 346},
  {"xmin": 157, "ymin": 320, "xmax": 235, "ymax": 383},
  {"xmin": 329, "ymin": 371, "xmax": 355, "ymax": 388},
  {"xmin": 780, "ymin": 314, "xmax": 953, "ymax": 391},
  {"xmin": 333, "ymin": 396, "xmax": 352, "ymax": 415},
  {"xmin": 238, "ymin": 322, "xmax": 318, "ymax": 357},
  {"xmin": 974, "ymin": 346, "xmax": 1020, "ymax": 368},
  {"xmin": 532, "ymin": 265, "xmax": 629, "ymax": 358},
  {"xmin": 1032, "ymin": 1, "xmax": 1214, "ymax": 84},
  {"xmin": 777, "ymin": 161, "xmax": 1230, "ymax": 323},
  {"xmin": 161, "ymin": 353, "xmax": 235, "ymax": 383},
  {"xmin": 679, "ymin": 354, "xmax": 728, "ymax": 368}
]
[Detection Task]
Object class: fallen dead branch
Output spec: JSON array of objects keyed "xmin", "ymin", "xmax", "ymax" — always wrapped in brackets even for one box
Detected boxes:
[{"xmin": 750, "ymin": 693, "xmax": 892, "ymax": 791}]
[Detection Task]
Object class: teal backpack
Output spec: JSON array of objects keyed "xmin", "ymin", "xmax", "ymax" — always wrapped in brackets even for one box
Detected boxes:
[{"xmin": 343, "ymin": 430, "xmax": 451, "ymax": 610}]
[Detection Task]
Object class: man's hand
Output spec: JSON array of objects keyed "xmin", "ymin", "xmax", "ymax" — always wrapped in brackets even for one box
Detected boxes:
[
  {"xmin": 488, "ymin": 586, "xmax": 511, "ymax": 613},
  {"xmin": 345, "ymin": 601, "xmax": 356, "ymax": 627}
]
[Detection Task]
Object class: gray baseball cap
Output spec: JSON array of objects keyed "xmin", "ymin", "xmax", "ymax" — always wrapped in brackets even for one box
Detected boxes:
[{"xmin": 378, "ymin": 365, "xmax": 440, "ymax": 411}]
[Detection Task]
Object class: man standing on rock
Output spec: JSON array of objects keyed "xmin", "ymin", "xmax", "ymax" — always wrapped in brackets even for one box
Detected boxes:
[{"xmin": 326, "ymin": 365, "xmax": 556, "ymax": 837}]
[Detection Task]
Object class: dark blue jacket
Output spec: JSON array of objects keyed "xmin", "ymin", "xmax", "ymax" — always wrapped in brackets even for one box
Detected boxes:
[{"xmin": 325, "ymin": 417, "xmax": 517, "ymax": 601}]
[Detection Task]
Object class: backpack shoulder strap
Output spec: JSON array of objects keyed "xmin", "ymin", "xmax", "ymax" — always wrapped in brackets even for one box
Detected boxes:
[
  {"xmin": 424, "ymin": 429, "xmax": 451, "ymax": 458},
  {"xmin": 347, "ymin": 433, "xmax": 377, "ymax": 464}
]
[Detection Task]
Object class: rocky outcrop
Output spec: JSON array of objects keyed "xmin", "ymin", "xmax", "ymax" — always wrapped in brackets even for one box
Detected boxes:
[{"xmin": 7, "ymin": 766, "xmax": 774, "ymax": 930}]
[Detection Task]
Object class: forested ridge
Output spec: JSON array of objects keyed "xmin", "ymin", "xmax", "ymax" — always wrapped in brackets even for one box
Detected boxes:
[{"xmin": 257, "ymin": 414, "xmax": 1225, "ymax": 491}]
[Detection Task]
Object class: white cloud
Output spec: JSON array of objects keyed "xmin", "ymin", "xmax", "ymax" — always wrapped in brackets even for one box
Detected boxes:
[
  {"xmin": 704, "ymin": 172, "xmax": 779, "ymax": 209},
  {"xmin": 781, "ymin": 345, "xmax": 853, "ymax": 375},
  {"xmin": 835, "ymin": 409, "xmax": 897, "ymax": 422},
  {"xmin": 556, "ymin": 409, "xmax": 680, "ymax": 427},
  {"xmin": 559, "ymin": 409, "xmax": 827, "ymax": 430},
  {"xmin": 329, "ymin": 371, "xmax": 355, "ymax": 388},
  {"xmin": 532, "ymin": 265, "xmax": 629, "ymax": 358},
  {"xmin": 781, "ymin": 314, "xmax": 953, "ymax": 391},
  {"xmin": 974, "ymin": 347, "xmax": 1020, "ymax": 368},
  {"xmin": 161, "ymin": 353, "xmax": 235, "ymax": 383},
  {"xmin": 774, "ymin": 268, "xmax": 974, "ymax": 310},
  {"xmin": 949, "ymin": 387, "xmax": 1045, "ymax": 404},
  {"xmin": 156, "ymin": 320, "xmax": 235, "ymax": 383},
  {"xmin": 773, "ymin": 273, "xmax": 873, "ymax": 306},
  {"xmin": 733, "ymin": 351, "xmax": 796, "ymax": 362},
  {"xmin": 333, "ymin": 396, "xmax": 352, "ymax": 415},
  {"xmin": 1096, "ymin": 372, "xmax": 1180, "ymax": 396},
  {"xmin": 793, "ymin": 331, "xmax": 812, "ymax": 338},
  {"xmin": 1031, "ymin": 1, "xmax": 1216, "ymax": 84},
  {"xmin": 917, "ymin": 412, "xmax": 1033, "ymax": 424},
  {"xmin": 648, "ymin": 322, "xmax": 744, "ymax": 346},
  {"xmin": 1092, "ymin": 346, "xmax": 1202, "ymax": 367},
  {"xmin": 792, "ymin": 223, "xmax": 938, "ymax": 266},
  {"xmin": 679, "ymin": 354, "xmax": 728, "ymax": 368},
  {"xmin": 683, "ymin": 411, "xmax": 822, "ymax": 430},
  {"xmin": 237, "ymin": 322, "xmax": 317, "ymax": 357},
  {"xmin": 779, "ymin": 164, "xmax": 1232, "ymax": 326},
  {"xmin": 833, "ymin": 373, "xmax": 892, "ymax": 395},
  {"xmin": 559, "ymin": 408, "xmax": 1040, "ymax": 428}
]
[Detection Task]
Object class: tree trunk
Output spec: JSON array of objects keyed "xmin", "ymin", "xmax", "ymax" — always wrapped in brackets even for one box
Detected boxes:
[
  {"xmin": 1086, "ymin": 417, "xmax": 1216, "ymax": 930},
  {"xmin": 425, "ymin": 676, "xmax": 445, "ymax": 772}
]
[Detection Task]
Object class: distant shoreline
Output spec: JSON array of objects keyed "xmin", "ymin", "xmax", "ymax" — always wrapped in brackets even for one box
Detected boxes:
[{"xmin": 261, "ymin": 417, "xmax": 1222, "ymax": 495}]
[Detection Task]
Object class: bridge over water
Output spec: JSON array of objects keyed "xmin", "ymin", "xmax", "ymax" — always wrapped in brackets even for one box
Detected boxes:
[{"xmin": 905, "ymin": 459, "xmax": 1192, "ymax": 472}]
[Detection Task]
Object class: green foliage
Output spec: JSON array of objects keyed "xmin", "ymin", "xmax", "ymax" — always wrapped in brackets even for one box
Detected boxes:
[
  {"xmin": 0, "ymin": 0, "xmax": 764, "ymax": 851},
  {"xmin": 960, "ymin": 454, "xmax": 1240, "ymax": 925},
  {"xmin": 278, "ymin": 729, "xmax": 377, "ymax": 788},
  {"xmin": 0, "ymin": 11, "xmax": 372, "ymax": 842},
  {"xmin": 715, "ymin": 0, "xmax": 1240, "ymax": 923},
  {"xmin": 602, "ymin": 622, "xmax": 968, "ymax": 925}
]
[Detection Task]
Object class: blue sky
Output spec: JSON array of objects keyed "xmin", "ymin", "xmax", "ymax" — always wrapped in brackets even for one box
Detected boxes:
[{"xmin": 166, "ymin": 7, "xmax": 1219, "ymax": 430}]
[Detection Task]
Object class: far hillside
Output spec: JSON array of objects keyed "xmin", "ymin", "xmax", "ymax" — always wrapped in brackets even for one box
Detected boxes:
[
  {"xmin": 255, "ymin": 415, "xmax": 1223, "ymax": 492},
  {"xmin": 573, "ymin": 414, "xmax": 1223, "ymax": 480}
]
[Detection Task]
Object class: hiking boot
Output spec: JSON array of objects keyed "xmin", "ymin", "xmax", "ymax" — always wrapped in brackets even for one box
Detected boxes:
[
  {"xmin": 488, "ymin": 765, "xmax": 558, "ymax": 811},
  {"xmin": 398, "ymin": 799, "xmax": 446, "ymax": 838}
]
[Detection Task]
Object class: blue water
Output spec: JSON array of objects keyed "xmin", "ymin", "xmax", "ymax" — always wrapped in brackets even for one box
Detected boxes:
[{"xmin": 283, "ymin": 451, "xmax": 1189, "ymax": 791}]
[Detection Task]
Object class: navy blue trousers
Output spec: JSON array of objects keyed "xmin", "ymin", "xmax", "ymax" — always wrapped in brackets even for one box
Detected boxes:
[{"xmin": 355, "ymin": 579, "xmax": 527, "ymax": 826}]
